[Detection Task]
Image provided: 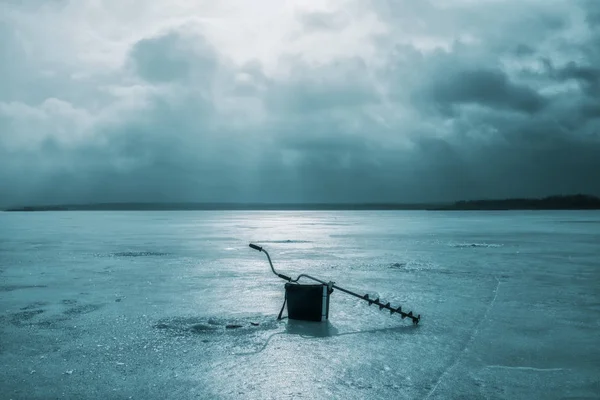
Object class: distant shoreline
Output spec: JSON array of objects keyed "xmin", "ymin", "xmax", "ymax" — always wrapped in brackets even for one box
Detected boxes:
[
  {"xmin": 3, "ymin": 203, "xmax": 438, "ymax": 212},
  {"xmin": 430, "ymin": 194, "xmax": 600, "ymax": 211},
  {"xmin": 3, "ymin": 195, "xmax": 600, "ymax": 211}
]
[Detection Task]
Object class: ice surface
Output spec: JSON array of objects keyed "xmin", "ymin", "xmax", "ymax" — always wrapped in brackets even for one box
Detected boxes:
[{"xmin": 0, "ymin": 210, "xmax": 599, "ymax": 399}]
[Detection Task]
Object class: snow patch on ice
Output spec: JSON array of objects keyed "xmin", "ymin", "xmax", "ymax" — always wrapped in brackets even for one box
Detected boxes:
[
  {"xmin": 153, "ymin": 315, "xmax": 280, "ymax": 337},
  {"xmin": 112, "ymin": 251, "xmax": 170, "ymax": 257},
  {"xmin": 257, "ymin": 240, "xmax": 312, "ymax": 244},
  {"xmin": 485, "ymin": 365, "xmax": 565, "ymax": 372},
  {"xmin": 0, "ymin": 284, "xmax": 47, "ymax": 292},
  {"xmin": 451, "ymin": 243, "xmax": 504, "ymax": 248}
]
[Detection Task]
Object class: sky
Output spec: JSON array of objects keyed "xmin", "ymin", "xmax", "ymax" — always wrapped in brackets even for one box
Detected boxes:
[{"xmin": 0, "ymin": 0, "xmax": 599, "ymax": 206}]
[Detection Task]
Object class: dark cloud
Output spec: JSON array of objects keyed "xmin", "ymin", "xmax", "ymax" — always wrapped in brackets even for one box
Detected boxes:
[
  {"xmin": 128, "ymin": 32, "xmax": 218, "ymax": 84},
  {"xmin": 553, "ymin": 61, "xmax": 600, "ymax": 96},
  {"xmin": 558, "ymin": 62, "xmax": 600, "ymax": 84},
  {"xmin": 579, "ymin": 101, "xmax": 600, "ymax": 119},
  {"xmin": 425, "ymin": 68, "xmax": 547, "ymax": 115},
  {"xmin": 513, "ymin": 44, "xmax": 536, "ymax": 57},
  {"xmin": 1, "ymin": 1, "xmax": 600, "ymax": 207}
]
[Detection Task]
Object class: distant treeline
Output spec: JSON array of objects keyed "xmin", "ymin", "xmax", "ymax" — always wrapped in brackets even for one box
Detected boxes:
[
  {"xmin": 4, "ymin": 195, "xmax": 600, "ymax": 211},
  {"xmin": 432, "ymin": 194, "xmax": 600, "ymax": 210}
]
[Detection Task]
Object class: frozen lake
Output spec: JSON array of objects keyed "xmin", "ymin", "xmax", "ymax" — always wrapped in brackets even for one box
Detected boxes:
[{"xmin": 1, "ymin": 210, "xmax": 599, "ymax": 399}]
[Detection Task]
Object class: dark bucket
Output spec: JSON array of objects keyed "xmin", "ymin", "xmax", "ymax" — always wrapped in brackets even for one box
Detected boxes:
[{"xmin": 284, "ymin": 283, "xmax": 331, "ymax": 322}]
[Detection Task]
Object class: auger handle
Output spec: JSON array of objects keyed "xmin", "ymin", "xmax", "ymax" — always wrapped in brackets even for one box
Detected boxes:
[
  {"xmin": 249, "ymin": 243, "xmax": 291, "ymax": 281},
  {"xmin": 249, "ymin": 244, "xmax": 263, "ymax": 252}
]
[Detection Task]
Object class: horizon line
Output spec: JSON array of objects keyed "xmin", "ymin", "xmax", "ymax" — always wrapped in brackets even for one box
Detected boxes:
[{"xmin": 3, "ymin": 194, "xmax": 600, "ymax": 211}]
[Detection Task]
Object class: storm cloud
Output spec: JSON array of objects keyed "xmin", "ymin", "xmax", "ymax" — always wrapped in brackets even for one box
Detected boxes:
[{"xmin": 0, "ymin": 0, "xmax": 599, "ymax": 207}]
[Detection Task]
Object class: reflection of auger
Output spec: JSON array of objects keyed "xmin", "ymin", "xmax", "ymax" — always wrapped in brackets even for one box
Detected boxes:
[{"xmin": 249, "ymin": 243, "xmax": 421, "ymax": 325}]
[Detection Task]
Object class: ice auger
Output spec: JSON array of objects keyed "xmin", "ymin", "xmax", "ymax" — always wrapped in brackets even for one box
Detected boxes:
[{"xmin": 249, "ymin": 243, "xmax": 421, "ymax": 325}]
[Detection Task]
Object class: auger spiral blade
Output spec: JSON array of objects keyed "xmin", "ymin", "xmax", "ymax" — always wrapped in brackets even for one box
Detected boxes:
[{"xmin": 333, "ymin": 286, "xmax": 421, "ymax": 325}]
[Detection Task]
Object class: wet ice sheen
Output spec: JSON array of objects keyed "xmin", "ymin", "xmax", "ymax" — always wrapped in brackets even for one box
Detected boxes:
[{"xmin": 0, "ymin": 210, "xmax": 599, "ymax": 399}]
